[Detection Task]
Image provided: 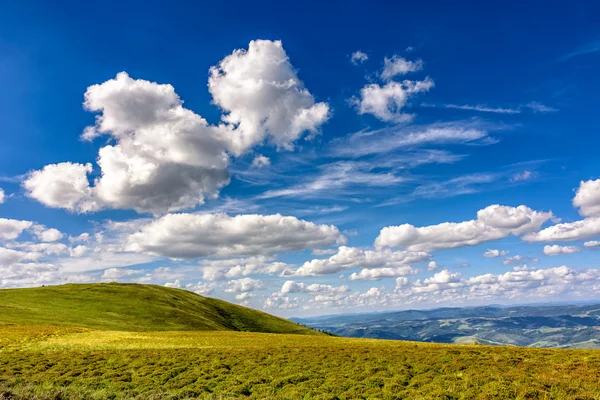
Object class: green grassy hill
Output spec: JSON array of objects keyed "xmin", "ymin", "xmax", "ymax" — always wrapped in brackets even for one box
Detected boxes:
[{"xmin": 0, "ymin": 283, "xmax": 317, "ymax": 334}]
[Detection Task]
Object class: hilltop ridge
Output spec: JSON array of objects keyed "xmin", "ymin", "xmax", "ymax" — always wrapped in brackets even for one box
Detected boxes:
[{"xmin": 0, "ymin": 283, "xmax": 317, "ymax": 334}]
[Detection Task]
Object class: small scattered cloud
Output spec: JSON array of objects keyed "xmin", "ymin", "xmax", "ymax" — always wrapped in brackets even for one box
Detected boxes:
[
  {"xmin": 252, "ymin": 155, "xmax": 271, "ymax": 168},
  {"xmin": 101, "ymin": 267, "xmax": 141, "ymax": 280},
  {"xmin": 380, "ymin": 56, "xmax": 423, "ymax": 80},
  {"xmin": 511, "ymin": 170, "xmax": 536, "ymax": 182},
  {"xmin": 352, "ymin": 78, "xmax": 434, "ymax": 122},
  {"xmin": 502, "ymin": 255, "xmax": 539, "ymax": 265},
  {"xmin": 427, "ymin": 261, "xmax": 441, "ymax": 271},
  {"xmin": 350, "ymin": 51, "xmax": 368, "ymax": 65},
  {"xmin": 543, "ymin": 245, "xmax": 580, "ymax": 256},
  {"xmin": 483, "ymin": 249, "xmax": 509, "ymax": 258},
  {"xmin": 225, "ymin": 277, "xmax": 268, "ymax": 293}
]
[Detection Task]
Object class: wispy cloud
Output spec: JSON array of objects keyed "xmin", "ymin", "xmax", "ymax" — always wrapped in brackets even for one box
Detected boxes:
[
  {"xmin": 330, "ymin": 120, "xmax": 501, "ymax": 158},
  {"xmin": 559, "ymin": 40, "xmax": 600, "ymax": 62},
  {"xmin": 411, "ymin": 173, "xmax": 499, "ymax": 199},
  {"xmin": 510, "ymin": 170, "xmax": 536, "ymax": 182},
  {"xmin": 423, "ymin": 102, "xmax": 558, "ymax": 114},
  {"xmin": 377, "ymin": 158, "xmax": 547, "ymax": 207},
  {"xmin": 375, "ymin": 172, "xmax": 500, "ymax": 207},
  {"xmin": 442, "ymin": 104, "xmax": 521, "ymax": 114},
  {"xmin": 257, "ymin": 161, "xmax": 407, "ymax": 200},
  {"xmin": 524, "ymin": 102, "xmax": 559, "ymax": 113},
  {"xmin": 0, "ymin": 174, "xmax": 26, "ymax": 183},
  {"xmin": 195, "ymin": 197, "xmax": 261, "ymax": 215}
]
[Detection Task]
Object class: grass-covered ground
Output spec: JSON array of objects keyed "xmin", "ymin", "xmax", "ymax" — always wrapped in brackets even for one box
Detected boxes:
[
  {"xmin": 1, "ymin": 325, "xmax": 600, "ymax": 399},
  {"xmin": 1, "ymin": 284, "xmax": 599, "ymax": 399}
]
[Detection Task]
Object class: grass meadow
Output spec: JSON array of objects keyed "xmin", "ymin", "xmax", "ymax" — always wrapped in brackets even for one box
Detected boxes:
[{"xmin": 1, "ymin": 325, "xmax": 600, "ymax": 399}]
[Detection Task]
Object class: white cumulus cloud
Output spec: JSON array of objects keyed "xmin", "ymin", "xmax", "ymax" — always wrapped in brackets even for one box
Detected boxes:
[
  {"xmin": 573, "ymin": 178, "xmax": 600, "ymax": 217},
  {"xmin": 483, "ymin": 249, "xmax": 509, "ymax": 258},
  {"xmin": 225, "ymin": 277, "xmax": 268, "ymax": 293},
  {"xmin": 31, "ymin": 226, "xmax": 64, "ymax": 243},
  {"xmin": 523, "ymin": 217, "xmax": 600, "ymax": 243},
  {"xmin": 380, "ymin": 56, "xmax": 423, "ymax": 80},
  {"xmin": 0, "ymin": 218, "xmax": 33, "ymax": 241},
  {"xmin": 376, "ymin": 205, "xmax": 554, "ymax": 252},
  {"xmin": 543, "ymin": 245, "xmax": 581, "ymax": 256},
  {"xmin": 293, "ymin": 246, "xmax": 429, "ymax": 276},
  {"xmin": 348, "ymin": 266, "xmax": 415, "ymax": 281},
  {"xmin": 209, "ymin": 39, "xmax": 329, "ymax": 155},
  {"xmin": 125, "ymin": 213, "xmax": 346, "ymax": 259},
  {"xmin": 251, "ymin": 155, "xmax": 271, "ymax": 168},
  {"xmin": 353, "ymin": 78, "xmax": 434, "ymax": 122},
  {"xmin": 25, "ymin": 40, "xmax": 328, "ymax": 215},
  {"xmin": 23, "ymin": 163, "xmax": 98, "ymax": 213}
]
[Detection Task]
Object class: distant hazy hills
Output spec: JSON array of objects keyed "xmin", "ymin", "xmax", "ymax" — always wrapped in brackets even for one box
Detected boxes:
[
  {"xmin": 292, "ymin": 304, "xmax": 600, "ymax": 348},
  {"xmin": 0, "ymin": 283, "xmax": 318, "ymax": 335}
]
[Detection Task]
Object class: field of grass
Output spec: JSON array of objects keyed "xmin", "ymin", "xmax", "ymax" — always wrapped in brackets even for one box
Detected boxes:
[
  {"xmin": 0, "ymin": 283, "xmax": 316, "ymax": 335},
  {"xmin": 1, "ymin": 325, "xmax": 600, "ymax": 399},
  {"xmin": 1, "ymin": 284, "xmax": 600, "ymax": 399}
]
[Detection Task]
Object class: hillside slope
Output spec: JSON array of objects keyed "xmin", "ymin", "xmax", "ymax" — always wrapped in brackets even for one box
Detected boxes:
[{"xmin": 0, "ymin": 283, "xmax": 317, "ymax": 334}]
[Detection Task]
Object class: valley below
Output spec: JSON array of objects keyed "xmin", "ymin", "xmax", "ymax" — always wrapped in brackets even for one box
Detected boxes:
[{"xmin": 293, "ymin": 304, "xmax": 600, "ymax": 348}]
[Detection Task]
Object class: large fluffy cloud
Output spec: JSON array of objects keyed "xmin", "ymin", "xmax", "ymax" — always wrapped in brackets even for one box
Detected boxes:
[
  {"xmin": 293, "ymin": 246, "xmax": 429, "ymax": 276},
  {"xmin": 209, "ymin": 40, "xmax": 329, "ymax": 155},
  {"xmin": 24, "ymin": 40, "xmax": 329, "ymax": 215},
  {"xmin": 573, "ymin": 178, "xmax": 600, "ymax": 217},
  {"xmin": 375, "ymin": 205, "xmax": 554, "ymax": 252},
  {"xmin": 125, "ymin": 213, "xmax": 346, "ymax": 259}
]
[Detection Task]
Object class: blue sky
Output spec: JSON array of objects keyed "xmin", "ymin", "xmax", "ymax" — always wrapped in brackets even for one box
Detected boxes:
[{"xmin": 1, "ymin": 0, "xmax": 600, "ymax": 316}]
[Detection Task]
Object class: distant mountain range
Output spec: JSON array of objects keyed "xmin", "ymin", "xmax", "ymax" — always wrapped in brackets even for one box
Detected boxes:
[{"xmin": 291, "ymin": 304, "xmax": 600, "ymax": 348}]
